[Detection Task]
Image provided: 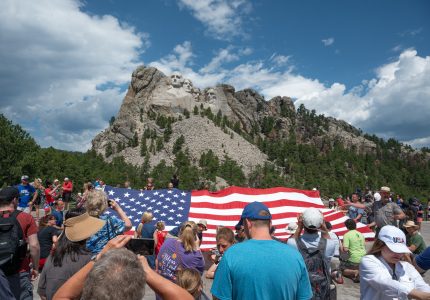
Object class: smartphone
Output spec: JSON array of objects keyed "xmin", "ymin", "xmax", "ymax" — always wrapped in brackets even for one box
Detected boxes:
[
  {"xmin": 107, "ymin": 200, "xmax": 113, "ymax": 207},
  {"xmin": 126, "ymin": 238, "xmax": 155, "ymax": 256}
]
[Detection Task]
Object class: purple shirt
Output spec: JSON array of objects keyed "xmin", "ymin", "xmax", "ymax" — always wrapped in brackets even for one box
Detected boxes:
[{"xmin": 156, "ymin": 238, "xmax": 204, "ymax": 282}]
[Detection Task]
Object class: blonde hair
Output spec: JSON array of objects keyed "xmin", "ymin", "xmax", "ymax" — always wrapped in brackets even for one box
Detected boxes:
[
  {"xmin": 367, "ymin": 239, "xmax": 386, "ymax": 256},
  {"xmin": 85, "ymin": 190, "xmax": 108, "ymax": 217},
  {"xmin": 216, "ymin": 227, "xmax": 235, "ymax": 245},
  {"xmin": 34, "ymin": 178, "xmax": 43, "ymax": 189},
  {"xmin": 156, "ymin": 221, "xmax": 165, "ymax": 231},
  {"xmin": 179, "ymin": 221, "xmax": 198, "ymax": 252},
  {"xmin": 141, "ymin": 212, "xmax": 153, "ymax": 223},
  {"xmin": 176, "ymin": 268, "xmax": 202, "ymax": 299}
]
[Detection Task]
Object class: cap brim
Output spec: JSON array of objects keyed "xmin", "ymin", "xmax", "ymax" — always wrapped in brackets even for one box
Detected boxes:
[
  {"xmin": 236, "ymin": 219, "xmax": 244, "ymax": 227},
  {"xmin": 386, "ymin": 242, "xmax": 411, "ymax": 254},
  {"xmin": 65, "ymin": 218, "xmax": 106, "ymax": 242}
]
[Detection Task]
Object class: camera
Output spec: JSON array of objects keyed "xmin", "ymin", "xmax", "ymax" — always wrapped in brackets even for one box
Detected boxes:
[{"xmin": 125, "ymin": 238, "xmax": 154, "ymax": 256}]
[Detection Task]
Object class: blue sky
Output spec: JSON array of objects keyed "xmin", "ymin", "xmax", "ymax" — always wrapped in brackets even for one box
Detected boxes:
[{"xmin": 0, "ymin": 0, "xmax": 429, "ymax": 151}]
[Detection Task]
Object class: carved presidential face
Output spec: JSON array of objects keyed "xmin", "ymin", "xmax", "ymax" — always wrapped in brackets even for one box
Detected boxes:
[
  {"xmin": 183, "ymin": 79, "xmax": 193, "ymax": 93},
  {"xmin": 170, "ymin": 72, "xmax": 184, "ymax": 88},
  {"xmin": 206, "ymin": 88, "xmax": 217, "ymax": 102}
]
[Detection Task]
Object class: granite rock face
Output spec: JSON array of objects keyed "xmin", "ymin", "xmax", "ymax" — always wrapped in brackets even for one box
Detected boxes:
[{"xmin": 92, "ymin": 65, "xmax": 384, "ymax": 172}]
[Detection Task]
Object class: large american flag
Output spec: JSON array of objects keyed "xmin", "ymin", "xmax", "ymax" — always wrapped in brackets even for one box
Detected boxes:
[{"xmin": 104, "ymin": 185, "xmax": 374, "ymax": 251}]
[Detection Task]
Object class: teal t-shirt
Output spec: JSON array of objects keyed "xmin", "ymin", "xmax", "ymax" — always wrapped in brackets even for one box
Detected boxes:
[{"xmin": 211, "ymin": 239, "xmax": 312, "ymax": 300}]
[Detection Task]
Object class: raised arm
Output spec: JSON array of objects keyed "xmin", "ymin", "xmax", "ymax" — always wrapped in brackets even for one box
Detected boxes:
[{"xmin": 110, "ymin": 200, "xmax": 132, "ymax": 231}]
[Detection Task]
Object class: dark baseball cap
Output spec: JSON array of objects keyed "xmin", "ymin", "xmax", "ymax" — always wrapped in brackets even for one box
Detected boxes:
[
  {"xmin": 0, "ymin": 187, "xmax": 20, "ymax": 203},
  {"xmin": 236, "ymin": 201, "xmax": 272, "ymax": 226}
]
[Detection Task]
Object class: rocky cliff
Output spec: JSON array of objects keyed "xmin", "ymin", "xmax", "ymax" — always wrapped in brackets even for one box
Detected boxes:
[{"xmin": 92, "ymin": 65, "xmax": 412, "ymax": 175}]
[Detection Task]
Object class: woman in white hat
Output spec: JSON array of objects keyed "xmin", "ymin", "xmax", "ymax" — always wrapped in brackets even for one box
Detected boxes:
[{"xmin": 360, "ymin": 225, "xmax": 430, "ymax": 300}]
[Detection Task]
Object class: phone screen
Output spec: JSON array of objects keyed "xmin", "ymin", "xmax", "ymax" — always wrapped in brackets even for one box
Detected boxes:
[{"xmin": 126, "ymin": 238, "xmax": 155, "ymax": 256}]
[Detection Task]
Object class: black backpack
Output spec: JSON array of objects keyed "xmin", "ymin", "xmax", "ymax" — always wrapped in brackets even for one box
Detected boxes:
[
  {"xmin": 296, "ymin": 237, "xmax": 332, "ymax": 300},
  {"xmin": 0, "ymin": 210, "xmax": 27, "ymax": 275}
]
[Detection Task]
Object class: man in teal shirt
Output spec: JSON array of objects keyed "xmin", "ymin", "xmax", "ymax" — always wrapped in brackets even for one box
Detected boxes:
[{"xmin": 211, "ymin": 201, "xmax": 312, "ymax": 300}]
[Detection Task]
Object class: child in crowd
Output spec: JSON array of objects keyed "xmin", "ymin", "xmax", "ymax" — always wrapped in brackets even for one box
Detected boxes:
[
  {"xmin": 154, "ymin": 221, "xmax": 167, "ymax": 256},
  {"xmin": 176, "ymin": 268, "xmax": 210, "ymax": 300}
]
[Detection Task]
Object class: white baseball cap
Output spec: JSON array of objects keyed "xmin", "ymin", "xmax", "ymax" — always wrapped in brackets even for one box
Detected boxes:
[
  {"xmin": 286, "ymin": 222, "xmax": 298, "ymax": 234},
  {"xmin": 302, "ymin": 208, "xmax": 323, "ymax": 229},
  {"xmin": 374, "ymin": 192, "xmax": 381, "ymax": 202},
  {"xmin": 378, "ymin": 225, "xmax": 411, "ymax": 254}
]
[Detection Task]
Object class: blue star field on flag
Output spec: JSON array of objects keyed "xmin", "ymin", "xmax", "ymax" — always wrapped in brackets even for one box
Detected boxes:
[{"xmin": 103, "ymin": 186, "xmax": 191, "ymax": 229}]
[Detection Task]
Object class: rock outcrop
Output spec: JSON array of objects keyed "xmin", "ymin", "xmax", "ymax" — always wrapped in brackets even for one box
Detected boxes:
[{"xmin": 92, "ymin": 65, "xmax": 387, "ymax": 173}]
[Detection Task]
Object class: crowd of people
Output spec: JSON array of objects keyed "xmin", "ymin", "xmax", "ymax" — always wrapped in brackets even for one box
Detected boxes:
[{"xmin": 1, "ymin": 175, "xmax": 430, "ymax": 300}]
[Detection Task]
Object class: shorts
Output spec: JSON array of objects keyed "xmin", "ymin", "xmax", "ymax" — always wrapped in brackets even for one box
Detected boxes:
[
  {"xmin": 63, "ymin": 192, "xmax": 72, "ymax": 202},
  {"xmin": 33, "ymin": 197, "xmax": 41, "ymax": 206},
  {"xmin": 340, "ymin": 260, "xmax": 359, "ymax": 271},
  {"xmin": 17, "ymin": 206, "xmax": 31, "ymax": 214}
]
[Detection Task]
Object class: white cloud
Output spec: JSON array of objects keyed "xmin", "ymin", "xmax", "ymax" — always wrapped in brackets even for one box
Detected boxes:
[
  {"xmin": 269, "ymin": 54, "xmax": 290, "ymax": 66},
  {"xmin": 0, "ymin": 0, "xmax": 148, "ymax": 151},
  {"xmin": 177, "ymin": 0, "xmax": 252, "ymax": 40},
  {"xmin": 392, "ymin": 45, "xmax": 403, "ymax": 52},
  {"xmin": 322, "ymin": 37, "xmax": 335, "ymax": 46},
  {"xmin": 200, "ymin": 47, "xmax": 241, "ymax": 73},
  {"xmin": 400, "ymin": 27, "xmax": 422, "ymax": 37}
]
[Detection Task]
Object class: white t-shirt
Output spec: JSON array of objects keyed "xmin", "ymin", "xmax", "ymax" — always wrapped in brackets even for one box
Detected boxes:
[
  {"xmin": 360, "ymin": 255, "xmax": 430, "ymax": 300},
  {"xmin": 328, "ymin": 231, "xmax": 340, "ymax": 257}
]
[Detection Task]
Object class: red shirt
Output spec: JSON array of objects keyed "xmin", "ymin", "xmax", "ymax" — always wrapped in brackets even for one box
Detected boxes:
[
  {"xmin": 62, "ymin": 181, "xmax": 73, "ymax": 193},
  {"xmin": 0, "ymin": 210, "xmax": 38, "ymax": 272},
  {"xmin": 45, "ymin": 187, "xmax": 56, "ymax": 204},
  {"xmin": 336, "ymin": 198, "xmax": 345, "ymax": 207},
  {"xmin": 155, "ymin": 230, "xmax": 167, "ymax": 255}
]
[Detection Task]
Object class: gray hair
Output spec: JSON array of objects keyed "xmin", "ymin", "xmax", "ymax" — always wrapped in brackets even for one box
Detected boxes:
[
  {"xmin": 82, "ymin": 248, "xmax": 145, "ymax": 300},
  {"xmin": 85, "ymin": 189, "xmax": 108, "ymax": 217}
]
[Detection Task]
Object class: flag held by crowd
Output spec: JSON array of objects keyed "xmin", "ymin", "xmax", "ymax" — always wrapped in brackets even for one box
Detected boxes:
[{"xmin": 104, "ymin": 185, "xmax": 375, "ymax": 251}]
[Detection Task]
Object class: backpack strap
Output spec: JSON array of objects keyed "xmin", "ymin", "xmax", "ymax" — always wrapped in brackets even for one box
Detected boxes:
[
  {"xmin": 317, "ymin": 236, "xmax": 328, "ymax": 253},
  {"xmin": 295, "ymin": 237, "xmax": 310, "ymax": 255}
]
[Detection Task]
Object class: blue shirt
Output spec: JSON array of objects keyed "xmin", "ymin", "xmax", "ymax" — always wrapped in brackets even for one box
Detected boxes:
[
  {"xmin": 211, "ymin": 239, "xmax": 312, "ymax": 300},
  {"xmin": 51, "ymin": 210, "xmax": 64, "ymax": 227},
  {"xmin": 347, "ymin": 205, "xmax": 364, "ymax": 220},
  {"xmin": 86, "ymin": 215, "xmax": 125, "ymax": 254},
  {"xmin": 16, "ymin": 184, "xmax": 35, "ymax": 208},
  {"xmin": 416, "ymin": 246, "xmax": 430, "ymax": 271}
]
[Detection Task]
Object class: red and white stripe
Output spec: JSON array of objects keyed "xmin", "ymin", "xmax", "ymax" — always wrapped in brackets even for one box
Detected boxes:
[{"xmin": 188, "ymin": 186, "xmax": 375, "ymax": 250}]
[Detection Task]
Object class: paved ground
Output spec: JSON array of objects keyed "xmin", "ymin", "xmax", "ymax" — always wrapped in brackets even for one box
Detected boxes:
[{"xmin": 32, "ymin": 212, "xmax": 430, "ymax": 299}]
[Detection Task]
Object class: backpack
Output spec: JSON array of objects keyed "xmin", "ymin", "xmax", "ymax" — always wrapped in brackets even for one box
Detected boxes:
[
  {"xmin": 296, "ymin": 237, "xmax": 332, "ymax": 300},
  {"xmin": 0, "ymin": 210, "xmax": 27, "ymax": 275}
]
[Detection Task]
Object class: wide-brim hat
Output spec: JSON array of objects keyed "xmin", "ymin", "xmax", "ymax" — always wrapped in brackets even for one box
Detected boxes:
[
  {"xmin": 380, "ymin": 186, "xmax": 391, "ymax": 193},
  {"xmin": 403, "ymin": 220, "xmax": 419, "ymax": 230},
  {"xmin": 197, "ymin": 219, "xmax": 208, "ymax": 229},
  {"xmin": 64, "ymin": 212, "xmax": 105, "ymax": 242}
]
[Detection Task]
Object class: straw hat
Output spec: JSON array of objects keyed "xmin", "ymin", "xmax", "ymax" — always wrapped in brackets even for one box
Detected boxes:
[
  {"xmin": 64, "ymin": 212, "xmax": 105, "ymax": 242},
  {"xmin": 403, "ymin": 220, "xmax": 419, "ymax": 230}
]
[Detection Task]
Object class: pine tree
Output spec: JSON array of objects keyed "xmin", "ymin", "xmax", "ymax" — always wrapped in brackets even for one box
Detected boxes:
[
  {"xmin": 109, "ymin": 116, "xmax": 115, "ymax": 126},
  {"xmin": 173, "ymin": 135, "xmax": 185, "ymax": 154},
  {"xmin": 140, "ymin": 138, "xmax": 147, "ymax": 157},
  {"xmin": 105, "ymin": 143, "xmax": 113, "ymax": 157}
]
